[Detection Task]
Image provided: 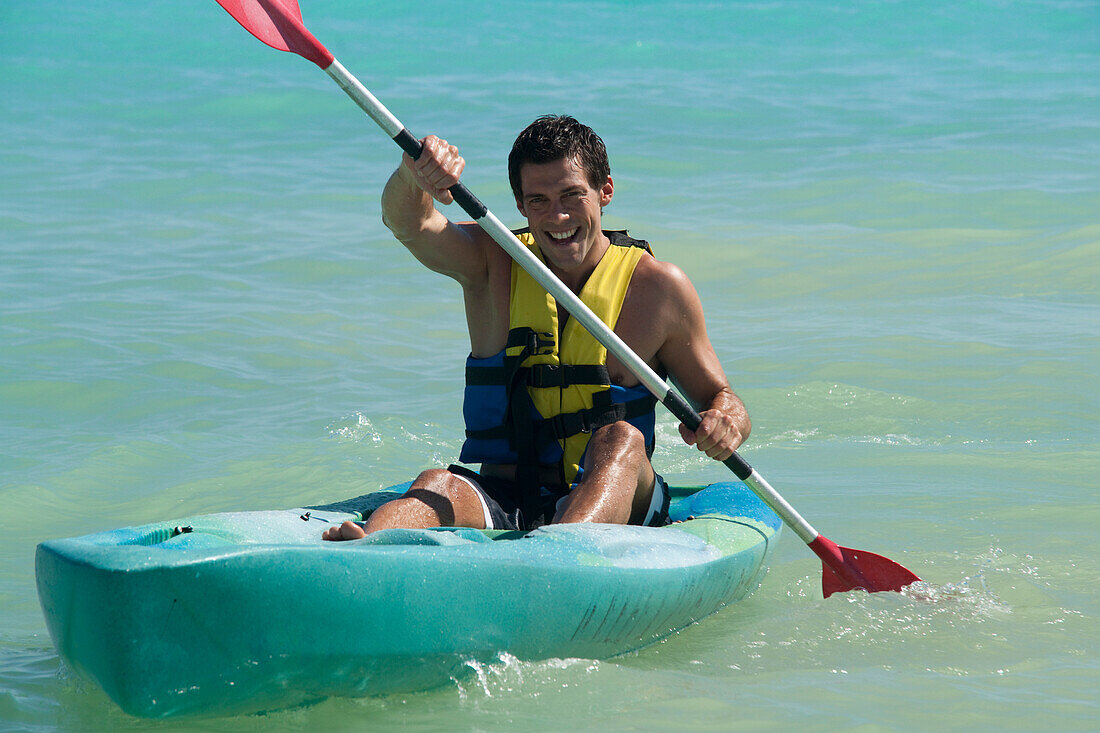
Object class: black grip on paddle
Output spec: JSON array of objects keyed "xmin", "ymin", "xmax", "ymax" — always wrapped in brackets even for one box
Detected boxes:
[
  {"xmin": 449, "ymin": 183, "xmax": 488, "ymax": 220},
  {"xmin": 392, "ymin": 128, "xmax": 422, "ymax": 159},
  {"xmin": 664, "ymin": 388, "xmax": 754, "ymax": 481},
  {"xmin": 722, "ymin": 453, "xmax": 753, "ymax": 481},
  {"xmin": 663, "ymin": 388, "xmax": 701, "ymax": 430}
]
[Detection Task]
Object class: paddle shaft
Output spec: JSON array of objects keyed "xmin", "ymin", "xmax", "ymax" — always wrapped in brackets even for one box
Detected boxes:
[{"xmin": 322, "ymin": 59, "xmax": 824, "ymax": 546}]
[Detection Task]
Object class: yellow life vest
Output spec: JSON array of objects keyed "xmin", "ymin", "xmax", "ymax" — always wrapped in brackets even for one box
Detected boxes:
[
  {"xmin": 507, "ymin": 230, "xmax": 649, "ymax": 484},
  {"xmin": 458, "ymin": 230, "xmax": 658, "ymax": 519}
]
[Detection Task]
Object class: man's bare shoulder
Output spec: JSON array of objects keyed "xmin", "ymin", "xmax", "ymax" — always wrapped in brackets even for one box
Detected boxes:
[
  {"xmin": 628, "ymin": 253, "xmax": 699, "ymax": 310},
  {"xmin": 612, "ymin": 253, "xmax": 705, "ymax": 378}
]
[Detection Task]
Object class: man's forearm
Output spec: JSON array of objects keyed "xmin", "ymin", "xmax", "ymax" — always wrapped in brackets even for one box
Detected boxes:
[{"xmin": 380, "ymin": 163, "xmax": 437, "ymax": 243}]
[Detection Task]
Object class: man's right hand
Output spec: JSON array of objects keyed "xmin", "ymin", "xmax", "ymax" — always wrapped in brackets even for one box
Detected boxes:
[{"xmin": 402, "ymin": 135, "xmax": 465, "ymax": 205}]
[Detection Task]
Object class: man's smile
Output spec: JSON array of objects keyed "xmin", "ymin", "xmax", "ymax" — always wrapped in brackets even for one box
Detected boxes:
[{"xmin": 548, "ymin": 228, "xmax": 579, "ymax": 241}]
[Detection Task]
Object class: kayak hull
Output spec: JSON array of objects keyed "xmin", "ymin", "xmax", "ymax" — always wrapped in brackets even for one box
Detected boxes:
[{"xmin": 36, "ymin": 481, "xmax": 779, "ymax": 718}]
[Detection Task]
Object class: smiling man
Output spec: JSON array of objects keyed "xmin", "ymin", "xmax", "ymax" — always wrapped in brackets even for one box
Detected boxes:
[{"xmin": 323, "ymin": 115, "xmax": 750, "ymax": 539}]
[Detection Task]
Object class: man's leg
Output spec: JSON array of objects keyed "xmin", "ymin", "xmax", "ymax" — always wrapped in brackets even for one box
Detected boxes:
[
  {"xmin": 322, "ymin": 468, "xmax": 488, "ymax": 541},
  {"xmin": 553, "ymin": 421, "xmax": 656, "ymax": 525}
]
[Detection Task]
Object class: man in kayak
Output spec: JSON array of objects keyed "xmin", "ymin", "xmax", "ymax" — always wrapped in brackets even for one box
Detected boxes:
[{"xmin": 324, "ymin": 115, "xmax": 749, "ymax": 539}]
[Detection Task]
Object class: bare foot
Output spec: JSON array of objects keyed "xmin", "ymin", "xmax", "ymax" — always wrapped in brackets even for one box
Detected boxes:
[{"xmin": 321, "ymin": 520, "xmax": 368, "ymax": 541}]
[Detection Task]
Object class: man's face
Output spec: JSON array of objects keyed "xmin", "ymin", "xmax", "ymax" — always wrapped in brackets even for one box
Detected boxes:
[{"xmin": 516, "ymin": 157, "xmax": 614, "ymax": 275}]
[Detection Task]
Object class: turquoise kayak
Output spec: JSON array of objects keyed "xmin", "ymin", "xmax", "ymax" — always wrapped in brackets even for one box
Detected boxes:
[{"xmin": 35, "ymin": 480, "xmax": 780, "ymax": 718}]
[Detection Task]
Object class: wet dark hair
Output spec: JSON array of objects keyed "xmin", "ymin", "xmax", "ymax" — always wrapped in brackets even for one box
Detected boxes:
[{"xmin": 508, "ymin": 115, "xmax": 610, "ymax": 201}]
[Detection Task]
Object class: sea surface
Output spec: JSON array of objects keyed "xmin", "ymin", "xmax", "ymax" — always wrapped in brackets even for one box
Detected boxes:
[{"xmin": 2, "ymin": 0, "xmax": 1097, "ymax": 730}]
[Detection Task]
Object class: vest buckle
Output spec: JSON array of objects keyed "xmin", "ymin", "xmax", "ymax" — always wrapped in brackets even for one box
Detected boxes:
[
  {"xmin": 577, "ymin": 411, "xmax": 592, "ymax": 433},
  {"xmin": 552, "ymin": 410, "xmax": 592, "ymax": 439},
  {"xmin": 527, "ymin": 330, "xmax": 555, "ymax": 356},
  {"xmin": 529, "ymin": 365, "xmax": 563, "ymax": 388}
]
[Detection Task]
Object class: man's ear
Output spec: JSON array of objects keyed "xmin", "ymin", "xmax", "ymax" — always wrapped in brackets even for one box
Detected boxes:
[
  {"xmin": 600, "ymin": 176, "xmax": 614, "ymax": 207},
  {"xmin": 516, "ymin": 198, "xmax": 527, "ymax": 217}
]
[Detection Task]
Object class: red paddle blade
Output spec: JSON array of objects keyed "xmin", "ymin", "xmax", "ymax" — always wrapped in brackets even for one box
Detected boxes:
[
  {"xmin": 809, "ymin": 535, "xmax": 920, "ymax": 598},
  {"xmin": 215, "ymin": 0, "xmax": 334, "ymax": 68}
]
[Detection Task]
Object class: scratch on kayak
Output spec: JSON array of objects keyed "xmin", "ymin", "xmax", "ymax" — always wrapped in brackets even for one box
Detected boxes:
[
  {"xmin": 571, "ymin": 604, "xmax": 600, "ymax": 641},
  {"xmin": 162, "ymin": 598, "xmax": 178, "ymax": 636}
]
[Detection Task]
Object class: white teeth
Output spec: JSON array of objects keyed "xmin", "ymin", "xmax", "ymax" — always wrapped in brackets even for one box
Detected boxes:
[{"xmin": 549, "ymin": 229, "xmax": 578, "ymax": 241}]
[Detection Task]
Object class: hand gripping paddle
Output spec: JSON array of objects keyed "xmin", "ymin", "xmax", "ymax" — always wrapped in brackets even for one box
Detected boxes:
[{"xmin": 213, "ymin": 0, "xmax": 921, "ymax": 597}]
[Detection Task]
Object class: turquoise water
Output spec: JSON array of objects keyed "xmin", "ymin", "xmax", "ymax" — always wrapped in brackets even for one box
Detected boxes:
[{"xmin": 2, "ymin": 0, "xmax": 1098, "ymax": 729}]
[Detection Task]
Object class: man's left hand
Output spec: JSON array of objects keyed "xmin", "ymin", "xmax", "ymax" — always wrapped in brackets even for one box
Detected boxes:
[{"xmin": 678, "ymin": 408, "xmax": 744, "ymax": 461}]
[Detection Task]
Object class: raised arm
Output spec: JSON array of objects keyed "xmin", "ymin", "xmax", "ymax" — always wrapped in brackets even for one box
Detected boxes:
[{"xmin": 380, "ymin": 135, "xmax": 492, "ymax": 287}]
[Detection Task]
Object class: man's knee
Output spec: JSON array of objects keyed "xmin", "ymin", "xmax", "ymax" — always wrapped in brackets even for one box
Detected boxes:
[
  {"xmin": 410, "ymin": 468, "xmax": 453, "ymax": 489},
  {"xmin": 407, "ymin": 468, "xmax": 467, "ymax": 502},
  {"xmin": 403, "ymin": 468, "xmax": 484, "ymax": 528},
  {"xmin": 590, "ymin": 420, "xmax": 647, "ymax": 455}
]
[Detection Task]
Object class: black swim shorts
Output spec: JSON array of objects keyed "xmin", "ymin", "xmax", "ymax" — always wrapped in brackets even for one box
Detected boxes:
[{"xmin": 446, "ymin": 464, "xmax": 671, "ymax": 532}]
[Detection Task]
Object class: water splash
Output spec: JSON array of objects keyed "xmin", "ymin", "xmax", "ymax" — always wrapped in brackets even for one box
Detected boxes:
[
  {"xmin": 327, "ymin": 412, "xmax": 383, "ymax": 444},
  {"xmin": 900, "ymin": 546, "xmax": 1015, "ymax": 618},
  {"xmin": 898, "ymin": 577, "xmax": 1012, "ymax": 623},
  {"xmin": 452, "ymin": 654, "xmax": 600, "ymax": 702},
  {"xmin": 742, "ymin": 548, "xmax": 1020, "ymax": 672}
]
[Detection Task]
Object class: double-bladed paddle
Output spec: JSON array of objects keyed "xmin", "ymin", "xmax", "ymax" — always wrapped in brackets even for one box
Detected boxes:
[{"xmin": 212, "ymin": 0, "xmax": 920, "ymax": 598}]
